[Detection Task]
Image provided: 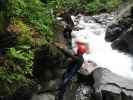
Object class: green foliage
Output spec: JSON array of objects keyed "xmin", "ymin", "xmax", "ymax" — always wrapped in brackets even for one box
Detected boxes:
[
  {"xmin": 8, "ymin": 47, "xmax": 33, "ymax": 75},
  {"xmin": 47, "ymin": 0, "xmax": 82, "ymax": 12},
  {"xmin": 106, "ymin": 0, "xmax": 123, "ymax": 11},
  {"xmin": 0, "ymin": 47, "xmax": 34, "ymax": 82},
  {"xmin": 14, "ymin": 20, "xmax": 48, "ymax": 46},
  {"xmin": 85, "ymin": 0, "xmax": 103, "ymax": 13},
  {"xmin": 8, "ymin": 0, "xmax": 54, "ymax": 41},
  {"xmin": 47, "ymin": 0, "xmax": 128, "ymax": 14},
  {"xmin": 8, "ymin": 48, "xmax": 33, "ymax": 61},
  {"xmin": 84, "ymin": 0, "xmax": 124, "ymax": 13}
]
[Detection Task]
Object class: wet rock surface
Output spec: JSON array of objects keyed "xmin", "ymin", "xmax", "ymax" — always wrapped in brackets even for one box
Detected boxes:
[
  {"xmin": 33, "ymin": 43, "xmax": 69, "ymax": 91},
  {"xmin": 75, "ymin": 84, "xmax": 93, "ymax": 100},
  {"xmin": 105, "ymin": 4, "xmax": 133, "ymax": 55},
  {"xmin": 92, "ymin": 13, "xmax": 114, "ymax": 27}
]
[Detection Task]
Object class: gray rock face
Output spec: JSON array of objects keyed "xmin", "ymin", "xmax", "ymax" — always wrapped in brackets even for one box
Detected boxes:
[
  {"xmin": 92, "ymin": 68, "xmax": 133, "ymax": 100},
  {"xmin": 105, "ymin": 4, "xmax": 133, "ymax": 55},
  {"xmin": 63, "ymin": 67, "xmax": 133, "ymax": 100},
  {"xmin": 33, "ymin": 44, "xmax": 69, "ymax": 91}
]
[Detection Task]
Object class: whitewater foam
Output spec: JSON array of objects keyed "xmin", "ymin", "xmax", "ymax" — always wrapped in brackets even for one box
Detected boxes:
[{"xmin": 71, "ymin": 14, "xmax": 133, "ymax": 79}]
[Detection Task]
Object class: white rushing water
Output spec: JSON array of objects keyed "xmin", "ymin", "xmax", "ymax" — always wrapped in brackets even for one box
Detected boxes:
[{"xmin": 71, "ymin": 13, "xmax": 133, "ymax": 79}]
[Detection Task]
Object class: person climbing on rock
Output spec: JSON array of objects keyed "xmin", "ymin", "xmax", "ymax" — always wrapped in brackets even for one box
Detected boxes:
[
  {"xmin": 54, "ymin": 42, "xmax": 88, "ymax": 100},
  {"xmin": 57, "ymin": 10, "xmax": 74, "ymax": 47}
]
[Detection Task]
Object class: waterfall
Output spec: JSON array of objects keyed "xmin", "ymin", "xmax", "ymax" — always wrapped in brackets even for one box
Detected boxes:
[{"xmin": 71, "ymin": 13, "xmax": 133, "ymax": 79}]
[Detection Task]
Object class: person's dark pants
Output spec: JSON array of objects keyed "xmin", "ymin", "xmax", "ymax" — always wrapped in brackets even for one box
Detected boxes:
[{"xmin": 56, "ymin": 56, "xmax": 84, "ymax": 100}]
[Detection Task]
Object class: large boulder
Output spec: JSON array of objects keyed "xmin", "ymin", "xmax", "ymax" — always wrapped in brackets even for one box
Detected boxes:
[
  {"xmin": 105, "ymin": 4, "xmax": 133, "ymax": 55},
  {"xmin": 92, "ymin": 68, "xmax": 133, "ymax": 100},
  {"xmin": 33, "ymin": 43, "xmax": 69, "ymax": 91}
]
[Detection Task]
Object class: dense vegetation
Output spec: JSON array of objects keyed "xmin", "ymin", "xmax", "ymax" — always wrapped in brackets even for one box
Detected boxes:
[{"xmin": 0, "ymin": 0, "xmax": 131, "ymax": 95}]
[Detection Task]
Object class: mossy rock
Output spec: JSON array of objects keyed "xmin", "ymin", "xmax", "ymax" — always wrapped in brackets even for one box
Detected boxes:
[{"xmin": 33, "ymin": 43, "xmax": 69, "ymax": 91}]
